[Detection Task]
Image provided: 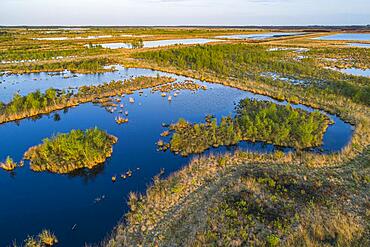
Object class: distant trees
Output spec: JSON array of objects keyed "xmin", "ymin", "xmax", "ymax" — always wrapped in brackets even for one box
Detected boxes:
[
  {"xmin": 9, "ymin": 58, "xmax": 112, "ymax": 73},
  {"xmin": 130, "ymin": 39, "xmax": 144, "ymax": 49},
  {"xmin": 0, "ymin": 46, "xmax": 104, "ymax": 62},
  {"xmin": 0, "ymin": 88, "xmax": 71, "ymax": 119},
  {"xmin": 166, "ymin": 99, "xmax": 330, "ymax": 156}
]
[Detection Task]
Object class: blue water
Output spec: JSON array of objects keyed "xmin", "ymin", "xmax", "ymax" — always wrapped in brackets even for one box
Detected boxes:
[
  {"xmin": 216, "ymin": 32, "xmax": 302, "ymax": 40},
  {"xmin": 314, "ymin": 33, "xmax": 370, "ymax": 41},
  {"xmin": 340, "ymin": 68, "xmax": 370, "ymax": 77},
  {"xmin": 0, "ymin": 67, "xmax": 353, "ymax": 246},
  {"xmin": 348, "ymin": 43, "xmax": 370, "ymax": 48},
  {"xmin": 93, "ymin": 39, "xmax": 223, "ymax": 49},
  {"xmin": 0, "ymin": 66, "xmax": 168, "ymax": 103}
]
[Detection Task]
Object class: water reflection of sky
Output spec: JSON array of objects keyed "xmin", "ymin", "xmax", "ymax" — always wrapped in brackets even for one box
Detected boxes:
[{"xmin": 0, "ymin": 65, "xmax": 353, "ymax": 246}]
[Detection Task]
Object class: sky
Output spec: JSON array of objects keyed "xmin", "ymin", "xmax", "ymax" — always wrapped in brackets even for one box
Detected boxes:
[{"xmin": 1, "ymin": 0, "xmax": 369, "ymax": 26}]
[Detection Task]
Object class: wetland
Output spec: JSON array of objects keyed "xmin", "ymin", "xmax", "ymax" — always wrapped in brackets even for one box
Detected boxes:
[
  {"xmin": 0, "ymin": 65, "xmax": 353, "ymax": 246},
  {"xmin": 0, "ymin": 27, "xmax": 368, "ymax": 247}
]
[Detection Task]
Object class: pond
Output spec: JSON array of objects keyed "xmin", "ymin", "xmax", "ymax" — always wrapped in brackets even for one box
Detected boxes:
[
  {"xmin": 348, "ymin": 43, "xmax": 370, "ymax": 48},
  {"xmin": 0, "ymin": 66, "xmax": 353, "ymax": 246},
  {"xmin": 92, "ymin": 38, "xmax": 223, "ymax": 49},
  {"xmin": 0, "ymin": 66, "xmax": 164, "ymax": 103},
  {"xmin": 314, "ymin": 33, "xmax": 370, "ymax": 41},
  {"xmin": 216, "ymin": 32, "xmax": 302, "ymax": 40},
  {"xmin": 260, "ymin": 72, "xmax": 308, "ymax": 86},
  {"xmin": 33, "ymin": 35, "xmax": 114, "ymax": 41},
  {"xmin": 340, "ymin": 68, "xmax": 370, "ymax": 77},
  {"xmin": 33, "ymin": 35, "xmax": 150, "ymax": 41}
]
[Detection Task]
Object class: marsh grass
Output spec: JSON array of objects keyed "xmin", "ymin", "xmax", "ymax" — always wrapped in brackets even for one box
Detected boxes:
[
  {"xmin": 105, "ymin": 148, "xmax": 369, "ymax": 246},
  {"xmin": 0, "ymin": 156, "xmax": 17, "ymax": 171},
  {"xmin": 12, "ymin": 229, "xmax": 58, "ymax": 247}
]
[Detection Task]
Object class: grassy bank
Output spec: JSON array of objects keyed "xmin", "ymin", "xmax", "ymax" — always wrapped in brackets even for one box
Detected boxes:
[
  {"xmin": 0, "ymin": 76, "xmax": 175, "ymax": 124},
  {"xmin": 106, "ymin": 149, "xmax": 369, "ymax": 246}
]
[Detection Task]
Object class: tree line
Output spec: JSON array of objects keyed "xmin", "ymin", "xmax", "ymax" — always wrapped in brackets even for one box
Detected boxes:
[
  {"xmin": 0, "ymin": 46, "xmax": 104, "ymax": 61},
  {"xmin": 9, "ymin": 57, "xmax": 112, "ymax": 73}
]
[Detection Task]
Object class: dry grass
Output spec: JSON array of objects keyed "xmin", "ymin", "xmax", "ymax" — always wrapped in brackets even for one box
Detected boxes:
[
  {"xmin": 105, "ymin": 148, "xmax": 369, "ymax": 246},
  {"xmin": 12, "ymin": 229, "xmax": 58, "ymax": 247}
]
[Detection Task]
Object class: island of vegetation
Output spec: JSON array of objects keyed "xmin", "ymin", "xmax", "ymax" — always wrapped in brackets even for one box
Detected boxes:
[
  {"xmin": 0, "ymin": 156, "xmax": 18, "ymax": 171},
  {"xmin": 0, "ymin": 76, "xmax": 175, "ymax": 124},
  {"xmin": 160, "ymin": 99, "xmax": 330, "ymax": 156},
  {"xmin": 24, "ymin": 128, "xmax": 118, "ymax": 173},
  {"xmin": 151, "ymin": 80, "xmax": 207, "ymax": 93},
  {"xmin": 14, "ymin": 229, "xmax": 58, "ymax": 246}
]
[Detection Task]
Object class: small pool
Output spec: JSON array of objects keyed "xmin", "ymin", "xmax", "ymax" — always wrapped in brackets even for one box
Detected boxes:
[
  {"xmin": 216, "ymin": 32, "xmax": 302, "ymax": 40},
  {"xmin": 348, "ymin": 43, "xmax": 370, "ymax": 48},
  {"xmin": 93, "ymin": 38, "xmax": 223, "ymax": 49},
  {"xmin": 314, "ymin": 33, "xmax": 370, "ymax": 41},
  {"xmin": 340, "ymin": 68, "xmax": 370, "ymax": 77}
]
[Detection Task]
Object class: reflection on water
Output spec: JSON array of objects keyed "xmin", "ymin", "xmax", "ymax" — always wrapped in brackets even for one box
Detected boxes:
[
  {"xmin": 0, "ymin": 65, "xmax": 170, "ymax": 102},
  {"xmin": 91, "ymin": 38, "xmax": 224, "ymax": 49},
  {"xmin": 0, "ymin": 66, "xmax": 353, "ymax": 246},
  {"xmin": 348, "ymin": 43, "xmax": 370, "ymax": 48},
  {"xmin": 67, "ymin": 163, "xmax": 107, "ymax": 184},
  {"xmin": 314, "ymin": 33, "xmax": 370, "ymax": 41},
  {"xmin": 216, "ymin": 32, "xmax": 302, "ymax": 40},
  {"xmin": 340, "ymin": 68, "xmax": 370, "ymax": 77}
]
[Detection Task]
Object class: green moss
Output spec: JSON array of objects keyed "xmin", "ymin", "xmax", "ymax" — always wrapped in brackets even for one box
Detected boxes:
[{"xmin": 267, "ymin": 234, "xmax": 280, "ymax": 246}]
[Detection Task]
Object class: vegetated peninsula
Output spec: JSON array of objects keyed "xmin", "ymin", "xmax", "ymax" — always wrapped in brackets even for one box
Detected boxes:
[
  {"xmin": 0, "ymin": 76, "xmax": 175, "ymax": 124},
  {"xmin": 107, "ymin": 150, "xmax": 369, "ymax": 247},
  {"xmin": 164, "ymin": 99, "xmax": 330, "ymax": 156},
  {"xmin": 24, "ymin": 128, "xmax": 118, "ymax": 173}
]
